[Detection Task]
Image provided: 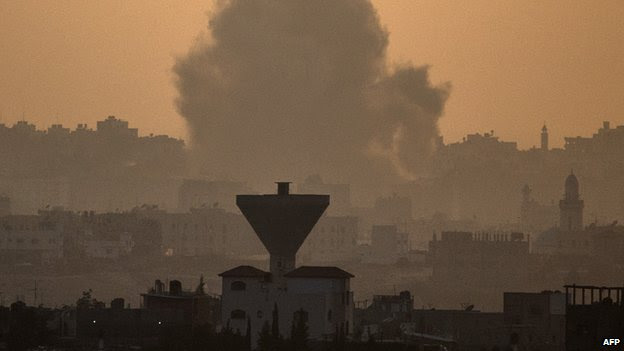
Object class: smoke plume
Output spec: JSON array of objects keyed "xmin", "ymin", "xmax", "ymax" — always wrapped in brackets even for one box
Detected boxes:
[{"xmin": 174, "ymin": 0, "xmax": 450, "ymax": 188}]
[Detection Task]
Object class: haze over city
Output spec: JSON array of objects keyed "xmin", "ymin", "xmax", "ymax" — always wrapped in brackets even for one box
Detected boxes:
[
  {"xmin": 0, "ymin": 1, "xmax": 623, "ymax": 350},
  {"xmin": 1, "ymin": 1, "xmax": 623, "ymax": 149}
]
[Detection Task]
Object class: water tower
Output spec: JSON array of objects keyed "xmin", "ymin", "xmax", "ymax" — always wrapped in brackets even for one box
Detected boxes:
[{"xmin": 237, "ymin": 182, "xmax": 329, "ymax": 285}]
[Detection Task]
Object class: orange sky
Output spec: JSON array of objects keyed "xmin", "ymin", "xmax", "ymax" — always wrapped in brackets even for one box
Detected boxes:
[{"xmin": 0, "ymin": 1, "xmax": 622, "ymax": 149}]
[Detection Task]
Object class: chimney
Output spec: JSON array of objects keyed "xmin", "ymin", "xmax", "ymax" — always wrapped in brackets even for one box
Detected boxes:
[
  {"xmin": 277, "ymin": 182, "xmax": 290, "ymax": 195},
  {"xmin": 169, "ymin": 280, "xmax": 182, "ymax": 296}
]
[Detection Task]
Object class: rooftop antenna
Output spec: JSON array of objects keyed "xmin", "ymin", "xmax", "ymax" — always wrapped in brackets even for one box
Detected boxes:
[{"xmin": 29, "ymin": 281, "xmax": 38, "ymax": 306}]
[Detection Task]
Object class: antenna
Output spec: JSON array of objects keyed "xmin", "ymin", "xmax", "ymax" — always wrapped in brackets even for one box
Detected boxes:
[{"xmin": 29, "ymin": 280, "xmax": 38, "ymax": 305}]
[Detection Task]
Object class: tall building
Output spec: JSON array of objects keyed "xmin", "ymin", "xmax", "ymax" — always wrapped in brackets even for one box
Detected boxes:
[
  {"xmin": 559, "ymin": 171, "xmax": 584, "ymax": 232},
  {"xmin": 428, "ymin": 231, "xmax": 531, "ymax": 309},
  {"xmin": 541, "ymin": 124, "xmax": 549, "ymax": 151},
  {"xmin": 219, "ymin": 182, "xmax": 355, "ymax": 343}
]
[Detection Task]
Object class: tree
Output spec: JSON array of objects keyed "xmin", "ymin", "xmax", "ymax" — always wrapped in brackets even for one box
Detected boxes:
[
  {"xmin": 257, "ymin": 321, "xmax": 273, "ymax": 351},
  {"xmin": 272, "ymin": 303, "xmax": 280, "ymax": 339},
  {"xmin": 257, "ymin": 305, "xmax": 285, "ymax": 351},
  {"xmin": 245, "ymin": 318, "xmax": 252, "ymax": 351},
  {"xmin": 76, "ymin": 289, "xmax": 104, "ymax": 310},
  {"xmin": 366, "ymin": 327, "xmax": 377, "ymax": 351},
  {"xmin": 290, "ymin": 309, "xmax": 309, "ymax": 351}
]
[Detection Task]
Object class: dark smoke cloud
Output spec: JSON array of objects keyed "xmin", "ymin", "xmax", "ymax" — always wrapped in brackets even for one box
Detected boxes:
[{"xmin": 174, "ymin": 0, "xmax": 450, "ymax": 188}]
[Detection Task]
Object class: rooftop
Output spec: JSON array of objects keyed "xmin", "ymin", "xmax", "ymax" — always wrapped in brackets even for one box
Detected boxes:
[
  {"xmin": 284, "ymin": 266, "xmax": 354, "ymax": 279},
  {"xmin": 218, "ymin": 265, "xmax": 271, "ymax": 278}
]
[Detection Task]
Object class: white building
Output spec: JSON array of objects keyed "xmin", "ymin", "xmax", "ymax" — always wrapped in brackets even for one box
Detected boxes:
[
  {"xmin": 220, "ymin": 265, "xmax": 354, "ymax": 344},
  {"xmin": 219, "ymin": 182, "xmax": 355, "ymax": 345}
]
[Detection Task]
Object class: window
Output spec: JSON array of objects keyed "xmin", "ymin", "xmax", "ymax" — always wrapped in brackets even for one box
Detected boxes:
[
  {"xmin": 257, "ymin": 310, "xmax": 263, "ymax": 319},
  {"xmin": 231, "ymin": 281, "xmax": 246, "ymax": 291},
  {"xmin": 231, "ymin": 309, "xmax": 246, "ymax": 319}
]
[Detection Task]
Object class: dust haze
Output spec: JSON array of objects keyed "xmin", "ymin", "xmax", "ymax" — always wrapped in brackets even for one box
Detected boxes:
[
  {"xmin": 174, "ymin": 0, "xmax": 450, "ymax": 187},
  {"xmin": 1, "ymin": 1, "xmax": 622, "ymax": 350}
]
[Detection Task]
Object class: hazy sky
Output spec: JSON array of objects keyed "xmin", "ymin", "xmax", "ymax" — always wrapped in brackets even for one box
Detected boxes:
[{"xmin": 1, "ymin": 1, "xmax": 622, "ymax": 149}]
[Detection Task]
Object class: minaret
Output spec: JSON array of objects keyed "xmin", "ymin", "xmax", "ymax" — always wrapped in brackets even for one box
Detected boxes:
[
  {"xmin": 559, "ymin": 171, "xmax": 584, "ymax": 231},
  {"xmin": 541, "ymin": 124, "xmax": 549, "ymax": 151}
]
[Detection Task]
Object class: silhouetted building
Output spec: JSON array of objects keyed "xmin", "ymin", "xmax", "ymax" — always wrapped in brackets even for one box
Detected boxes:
[
  {"xmin": 565, "ymin": 284, "xmax": 624, "ymax": 351},
  {"xmin": 141, "ymin": 279, "xmax": 220, "ymax": 327},
  {"xmin": 520, "ymin": 184, "xmax": 558, "ymax": 234},
  {"xmin": 503, "ymin": 291, "xmax": 565, "ymax": 350},
  {"xmin": 356, "ymin": 291, "xmax": 414, "ymax": 325},
  {"xmin": 541, "ymin": 124, "xmax": 549, "ymax": 151},
  {"xmin": 406, "ymin": 308, "xmax": 505, "ymax": 350},
  {"xmin": 406, "ymin": 122, "xmax": 624, "ymax": 225},
  {"xmin": 429, "ymin": 231, "xmax": 531, "ymax": 309},
  {"xmin": 83, "ymin": 233, "xmax": 133, "ymax": 259},
  {"xmin": 299, "ymin": 215, "xmax": 359, "ymax": 264},
  {"xmin": 0, "ymin": 116, "xmax": 186, "ymax": 214},
  {"xmin": 362, "ymin": 224, "xmax": 409, "ymax": 264},
  {"xmin": 534, "ymin": 173, "xmax": 591, "ymax": 256},
  {"xmin": 0, "ymin": 215, "xmax": 62, "ymax": 264},
  {"xmin": 137, "ymin": 205, "xmax": 262, "ymax": 257},
  {"xmin": 220, "ymin": 182, "xmax": 355, "ymax": 343},
  {"xmin": 559, "ymin": 171, "xmax": 584, "ymax": 232}
]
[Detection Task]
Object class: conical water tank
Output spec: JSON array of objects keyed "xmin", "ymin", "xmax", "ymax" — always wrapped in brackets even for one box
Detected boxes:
[{"xmin": 236, "ymin": 182, "xmax": 329, "ymax": 281}]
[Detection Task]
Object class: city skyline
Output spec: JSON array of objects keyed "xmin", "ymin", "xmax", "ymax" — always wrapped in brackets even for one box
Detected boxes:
[
  {"xmin": 1, "ymin": 1, "xmax": 622, "ymax": 349},
  {"xmin": 1, "ymin": 1, "xmax": 623, "ymax": 149}
]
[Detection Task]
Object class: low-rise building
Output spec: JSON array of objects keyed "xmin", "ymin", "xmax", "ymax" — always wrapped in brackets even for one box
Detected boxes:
[
  {"xmin": 565, "ymin": 284, "xmax": 624, "ymax": 351},
  {"xmin": 503, "ymin": 291, "xmax": 565, "ymax": 350},
  {"xmin": 0, "ymin": 217, "xmax": 62, "ymax": 264}
]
